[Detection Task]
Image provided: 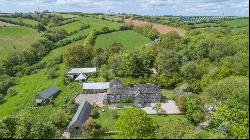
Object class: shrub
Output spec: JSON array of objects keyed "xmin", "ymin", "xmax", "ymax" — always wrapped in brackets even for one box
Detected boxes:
[
  {"xmin": 90, "ymin": 103, "xmax": 100, "ymax": 118},
  {"xmin": 7, "ymin": 87, "xmax": 18, "ymax": 96}
]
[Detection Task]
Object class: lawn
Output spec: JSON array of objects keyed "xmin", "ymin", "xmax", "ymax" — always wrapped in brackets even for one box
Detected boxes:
[
  {"xmin": 224, "ymin": 18, "xmax": 249, "ymax": 28},
  {"xmin": 79, "ymin": 16, "xmax": 122, "ymax": 31},
  {"xmin": 149, "ymin": 114, "xmax": 187, "ymax": 127},
  {"xmin": 94, "ymin": 30, "xmax": 150, "ymax": 50},
  {"xmin": 160, "ymin": 89, "xmax": 176, "ymax": 102},
  {"xmin": 0, "ymin": 26, "xmax": 41, "ymax": 58},
  {"xmin": 0, "ymin": 63, "xmax": 81, "ymax": 120}
]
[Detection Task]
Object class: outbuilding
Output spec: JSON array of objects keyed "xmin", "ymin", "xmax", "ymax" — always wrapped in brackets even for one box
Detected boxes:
[
  {"xmin": 36, "ymin": 85, "xmax": 61, "ymax": 106},
  {"xmin": 67, "ymin": 101, "xmax": 92, "ymax": 137}
]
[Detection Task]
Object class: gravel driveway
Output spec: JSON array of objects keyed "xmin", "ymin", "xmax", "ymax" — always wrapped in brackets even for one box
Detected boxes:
[
  {"xmin": 142, "ymin": 100, "xmax": 182, "ymax": 114},
  {"xmin": 75, "ymin": 93, "xmax": 107, "ymax": 107}
]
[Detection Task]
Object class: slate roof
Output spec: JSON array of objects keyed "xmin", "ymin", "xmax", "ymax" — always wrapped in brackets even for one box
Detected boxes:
[
  {"xmin": 135, "ymin": 84, "xmax": 160, "ymax": 94},
  {"xmin": 68, "ymin": 68, "xmax": 97, "ymax": 74},
  {"xmin": 75, "ymin": 73, "xmax": 87, "ymax": 80},
  {"xmin": 68, "ymin": 101, "xmax": 92, "ymax": 128},
  {"xmin": 109, "ymin": 78, "xmax": 123, "ymax": 89},
  {"xmin": 83, "ymin": 82, "xmax": 110, "ymax": 90},
  {"xmin": 37, "ymin": 85, "xmax": 61, "ymax": 100},
  {"xmin": 108, "ymin": 87, "xmax": 139, "ymax": 95}
]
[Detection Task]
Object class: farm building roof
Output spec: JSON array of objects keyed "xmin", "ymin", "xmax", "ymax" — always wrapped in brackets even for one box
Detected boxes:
[
  {"xmin": 37, "ymin": 85, "xmax": 61, "ymax": 100},
  {"xmin": 68, "ymin": 101, "xmax": 92, "ymax": 128},
  {"xmin": 135, "ymin": 84, "xmax": 160, "ymax": 94},
  {"xmin": 83, "ymin": 82, "xmax": 110, "ymax": 90},
  {"xmin": 68, "ymin": 68, "xmax": 96, "ymax": 74},
  {"xmin": 75, "ymin": 73, "xmax": 87, "ymax": 80}
]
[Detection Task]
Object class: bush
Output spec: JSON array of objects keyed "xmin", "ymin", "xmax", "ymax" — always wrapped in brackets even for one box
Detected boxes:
[
  {"xmin": 90, "ymin": 103, "xmax": 100, "ymax": 118},
  {"xmin": 111, "ymin": 110, "xmax": 119, "ymax": 119},
  {"xmin": 7, "ymin": 87, "xmax": 18, "ymax": 96}
]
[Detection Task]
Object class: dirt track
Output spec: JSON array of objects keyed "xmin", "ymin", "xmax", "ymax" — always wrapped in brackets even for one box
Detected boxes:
[{"xmin": 124, "ymin": 19, "xmax": 185, "ymax": 37}]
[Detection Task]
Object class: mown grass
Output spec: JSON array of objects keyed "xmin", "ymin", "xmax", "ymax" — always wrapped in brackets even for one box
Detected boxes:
[
  {"xmin": 0, "ymin": 26, "xmax": 41, "ymax": 58},
  {"xmin": 94, "ymin": 30, "xmax": 150, "ymax": 50},
  {"xmin": 78, "ymin": 16, "xmax": 122, "ymax": 31}
]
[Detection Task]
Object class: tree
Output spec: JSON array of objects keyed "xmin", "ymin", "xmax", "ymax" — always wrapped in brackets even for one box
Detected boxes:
[
  {"xmin": 202, "ymin": 76, "xmax": 249, "ymax": 105},
  {"xmin": 83, "ymin": 117, "xmax": 104, "ymax": 138},
  {"xmin": 156, "ymin": 119, "xmax": 197, "ymax": 139},
  {"xmin": 63, "ymin": 45, "xmax": 93, "ymax": 68},
  {"xmin": 0, "ymin": 116, "xmax": 18, "ymax": 139},
  {"xmin": 115, "ymin": 108, "xmax": 156, "ymax": 139},
  {"xmin": 186, "ymin": 95, "xmax": 206, "ymax": 125},
  {"xmin": 152, "ymin": 103, "xmax": 166, "ymax": 114},
  {"xmin": 98, "ymin": 64, "xmax": 115, "ymax": 81},
  {"xmin": 30, "ymin": 121, "xmax": 58, "ymax": 139},
  {"xmin": 210, "ymin": 84, "xmax": 249, "ymax": 139},
  {"xmin": 36, "ymin": 23, "xmax": 46, "ymax": 32},
  {"xmin": 90, "ymin": 102, "xmax": 100, "ymax": 118},
  {"xmin": 15, "ymin": 111, "xmax": 33, "ymax": 139}
]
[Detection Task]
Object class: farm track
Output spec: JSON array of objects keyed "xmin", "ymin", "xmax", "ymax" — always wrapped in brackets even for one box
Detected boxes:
[{"xmin": 124, "ymin": 19, "xmax": 185, "ymax": 37}]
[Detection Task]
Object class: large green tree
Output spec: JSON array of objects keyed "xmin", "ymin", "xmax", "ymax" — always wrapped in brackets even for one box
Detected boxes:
[{"xmin": 115, "ymin": 108, "xmax": 156, "ymax": 139}]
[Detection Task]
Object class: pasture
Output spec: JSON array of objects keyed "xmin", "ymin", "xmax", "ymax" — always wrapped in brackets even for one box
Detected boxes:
[
  {"xmin": 0, "ymin": 63, "xmax": 81, "ymax": 120},
  {"xmin": 94, "ymin": 30, "xmax": 150, "ymax": 50},
  {"xmin": 79, "ymin": 16, "xmax": 122, "ymax": 31},
  {"xmin": 0, "ymin": 17, "xmax": 38, "ymax": 26},
  {"xmin": 58, "ymin": 21, "xmax": 84, "ymax": 33},
  {"xmin": 224, "ymin": 18, "xmax": 249, "ymax": 28},
  {"xmin": 0, "ymin": 26, "xmax": 40, "ymax": 58}
]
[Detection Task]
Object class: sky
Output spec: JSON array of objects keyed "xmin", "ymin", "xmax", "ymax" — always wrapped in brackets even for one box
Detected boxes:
[{"xmin": 0, "ymin": 0, "xmax": 249, "ymax": 16}]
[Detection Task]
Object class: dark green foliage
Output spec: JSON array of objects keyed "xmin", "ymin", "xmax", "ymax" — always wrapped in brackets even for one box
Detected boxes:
[
  {"xmin": 156, "ymin": 119, "xmax": 197, "ymax": 139},
  {"xmin": 90, "ymin": 103, "xmax": 100, "ymax": 118},
  {"xmin": 186, "ymin": 95, "xmax": 206, "ymax": 125},
  {"xmin": 63, "ymin": 45, "xmax": 93, "ymax": 68},
  {"xmin": 83, "ymin": 117, "xmax": 104, "ymax": 138},
  {"xmin": 0, "ymin": 75, "xmax": 16, "ymax": 96},
  {"xmin": 115, "ymin": 108, "xmax": 156, "ymax": 139},
  {"xmin": 36, "ymin": 23, "xmax": 46, "ymax": 32}
]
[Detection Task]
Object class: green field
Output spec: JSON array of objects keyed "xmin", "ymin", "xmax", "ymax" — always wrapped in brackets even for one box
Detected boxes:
[
  {"xmin": 0, "ymin": 63, "xmax": 80, "ymax": 119},
  {"xmin": 65, "ymin": 28, "xmax": 89, "ymax": 40},
  {"xmin": 223, "ymin": 18, "xmax": 249, "ymax": 28},
  {"xmin": 0, "ymin": 26, "xmax": 41, "ymax": 58},
  {"xmin": 94, "ymin": 30, "xmax": 150, "ymax": 49},
  {"xmin": 79, "ymin": 16, "xmax": 122, "ymax": 31},
  {"xmin": 0, "ymin": 17, "xmax": 38, "ymax": 26},
  {"xmin": 59, "ymin": 21, "xmax": 84, "ymax": 33},
  {"xmin": 42, "ymin": 39, "xmax": 85, "ymax": 62}
]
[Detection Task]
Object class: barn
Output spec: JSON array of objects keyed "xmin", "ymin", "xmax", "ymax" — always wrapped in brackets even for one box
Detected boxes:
[
  {"xmin": 67, "ymin": 101, "xmax": 92, "ymax": 137},
  {"xmin": 35, "ymin": 85, "xmax": 61, "ymax": 106},
  {"xmin": 83, "ymin": 82, "xmax": 110, "ymax": 94}
]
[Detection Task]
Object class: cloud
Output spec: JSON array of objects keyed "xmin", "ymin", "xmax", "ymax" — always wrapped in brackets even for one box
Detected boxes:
[{"xmin": 0, "ymin": 0, "xmax": 248, "ymax": 16}]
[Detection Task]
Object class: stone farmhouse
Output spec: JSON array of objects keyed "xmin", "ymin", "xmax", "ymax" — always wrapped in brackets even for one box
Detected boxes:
[{"xmin": 103, "ymin": 78, "xmax": 161, "ymax": 107}]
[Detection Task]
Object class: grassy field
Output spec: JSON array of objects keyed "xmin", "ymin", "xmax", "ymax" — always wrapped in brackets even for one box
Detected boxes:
[
  {"xmin": 59, "ymin": 21, "xmax": 84, "ymax": 33},
  {"xmin": 79, "ymin": 16, "xmax": 122, "ymax": 31},
  {"xmin": 65, "ymin": 28, "xmax": 89, "ymax": 40},
  {"xmin": 224, "ymin": 18, "xmax": 249, "ymax": 28},
  {"xmin": 0, "ymin": 26, "xmax": 41, "ymax": 58},
  {"xmin": 0, "ymin": 63, "xmax": 81, "ymax": 119},
  {"xmin": 0, "ymin": 17, "xmax": 38, "ymax": 26},
  {"xmin": 94, "ymin": 30, "xmax": 150, "ymax": 50},
  {"xmin": 42, "ymin": 39, "xmax": 85, "ymax": 62}
]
